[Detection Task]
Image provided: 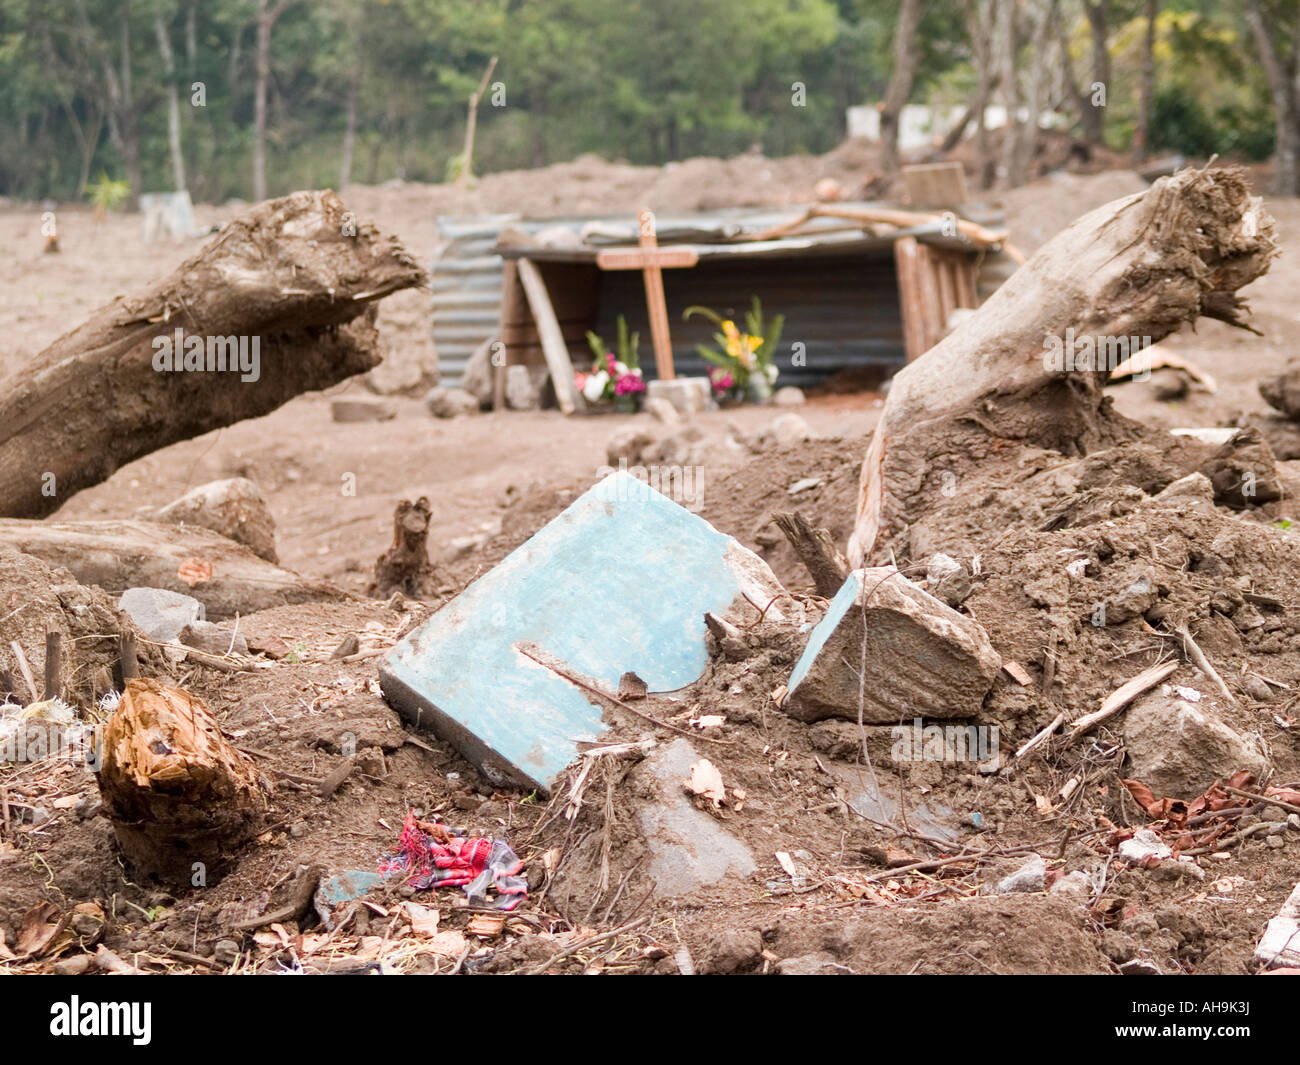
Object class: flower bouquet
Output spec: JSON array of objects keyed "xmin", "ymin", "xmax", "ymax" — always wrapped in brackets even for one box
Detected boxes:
[
  {"xmin": 576, "ymin": 315, "xmax": 646, "ymax": 413},
  {"xmin": 683, "ymin": 296, "xmax": 784, "ymax": 404}
]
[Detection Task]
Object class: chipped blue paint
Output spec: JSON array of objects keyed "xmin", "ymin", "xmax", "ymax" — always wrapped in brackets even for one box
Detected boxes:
[
  {"xmin": 788, "ymin": 571, "xmax": 860, "ymax": 693},
  {"xmin": 380, "ymin": 472, "xmax": 760, "ymax": 794}
]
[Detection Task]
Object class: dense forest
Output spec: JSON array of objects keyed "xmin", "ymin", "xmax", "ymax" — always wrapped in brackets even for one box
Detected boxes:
[{"xmin": 0, "ymin": 0, "xmax": 1293, "ymax": 205}]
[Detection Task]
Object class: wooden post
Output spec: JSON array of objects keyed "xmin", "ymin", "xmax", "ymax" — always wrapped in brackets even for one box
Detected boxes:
[{"xmin": 595, "ymin": 208, "xmax": 698, "ymax": 381}]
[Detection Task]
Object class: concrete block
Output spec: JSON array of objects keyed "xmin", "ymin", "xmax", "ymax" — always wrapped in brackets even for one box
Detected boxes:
[
  {"xmin": 380, "ymin": 471, "xmax": 788, "ymax": 793},
  {"xmin": 647, "ymin": 377, "xmax": 711, "ymax": 415},
  {"xmin": 785, "ymin": 567, "xmax": 1001, "ymax": 724}
]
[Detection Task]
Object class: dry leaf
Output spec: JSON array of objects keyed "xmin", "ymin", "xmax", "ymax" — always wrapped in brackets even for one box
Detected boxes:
[
  {"xmin": 404, "ymin": 901, "xmax": 441, "ymax": 937},
  {"xmin": 425, "ymin": 929, "xmax": 468, "ymax": 958},
  {"xmin": 683, "ymin": 758, "xmax": 726, "ymax": 806},
  {"xmin": 468, "ymin": 913, "xmax": 506, "ymax": 938},
  {"xmin": 15, "ymin": 901, "xmax": 70, "ymax": 958},
  {"xmin": 177, "ymin": 557, "xmax": 213, "ymax": 586}
]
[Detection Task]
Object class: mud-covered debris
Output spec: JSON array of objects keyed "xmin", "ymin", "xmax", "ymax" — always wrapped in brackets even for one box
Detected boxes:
[
  {"xmin": 1201, "ymin": 426, "xmax": 1282, "ymax": 507},
  {"xmin": 153, "ymin": 477, "xmax": 278, "ymax": 563},
  {"xmin": 784, "ymin": 567, "xmax": 1000, "ymax": 724}
]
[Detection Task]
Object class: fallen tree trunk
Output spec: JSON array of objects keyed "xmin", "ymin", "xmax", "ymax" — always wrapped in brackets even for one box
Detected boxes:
[
  {"xmin": 97, "ymin": 678, "xmax": 268, "ymax": 882},
  {"xmin": 848, "ymin": 167, "xmax": 1277, "ymax": 566},
  {"xmin": 0, "ymin": 519, "xmax": 343, "ymax": 618},
  {"xmin": 0, "ymin": 190, "xmax": 425, "ymax": 519}
]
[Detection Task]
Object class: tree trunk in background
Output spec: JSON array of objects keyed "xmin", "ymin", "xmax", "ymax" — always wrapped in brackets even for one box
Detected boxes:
[
  {"xmin": 1131, "ymin": 0, "xmax": 1158, "ymax": 163},
  {"xmin": 997, "ymin": 0, "xmax": 1019, "ymax": 186},
  {"xmin": 964, "ymin": 0, "xmax": 999, "ymax": 188},
  {"xmin": 339, "ymin": 53, "xmax": 360, "ymax": 190},
  {"xmin": 1081, "ymin": 0, "xmax": 1110, "ymax": 145},
  {"xmin": 1245, "ymin": 0, "xmax": 1299, "ymax": 197},
  {"xmin": 154, "ymin": 12, "xmax": 187, "ymax": 192},
  {"xmin": 0, "ymin": 191, "xmax": 425, "ymax": 519},
  {"xmin": 880, "ymin": 0, "xmax": 922, "ymax": 173},
  {"xmin": 1011, "ymin": 0, "xmax": 1053, "ymax": 186},
  {"xmin": 253, "ymin": 0, "xmax": 291, "ymax": 202}
]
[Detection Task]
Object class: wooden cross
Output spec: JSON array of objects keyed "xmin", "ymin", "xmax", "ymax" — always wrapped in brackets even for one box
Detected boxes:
[{"xmin": 595, "ymin": 208, "xmax": 698, "ymax": 380}]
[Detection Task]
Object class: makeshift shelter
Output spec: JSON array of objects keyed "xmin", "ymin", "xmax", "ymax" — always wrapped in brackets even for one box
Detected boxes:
[{"xmin": 429, "ymin": 203, "xmax": 1014, "ymax": 407}]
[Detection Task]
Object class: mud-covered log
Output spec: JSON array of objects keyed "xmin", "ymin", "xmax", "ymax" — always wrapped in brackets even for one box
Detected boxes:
[
  {"xmin": 0, "ymin": 518, "xmax": 342, "ymax": 618},
  {"xmin": 97, "ymin": 678, "xmax": 267, "ymax": 882},
  {"xmin": 849, "ymin": 167, "xmax": 1278, "ymax": 565},
  {"xmin": 0, "ymin": 190, "xmax": 426, "ymax": 519}
]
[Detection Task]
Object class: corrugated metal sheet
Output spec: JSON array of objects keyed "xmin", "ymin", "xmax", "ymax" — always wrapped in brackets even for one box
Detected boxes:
[{"xmin": 432, "ymin": 203, "xmax": 1004, "ymax": 386}]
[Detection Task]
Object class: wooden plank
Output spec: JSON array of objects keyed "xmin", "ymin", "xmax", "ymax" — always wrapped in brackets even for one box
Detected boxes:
[
  {"xmin": 913, "ymin": 242, "xmax": 945, "ymax": 355},
  {"xmin": 936, "ymin": 256, "xmax": 957, "ymax": 327},
  {"xmin": 495, "ymin": 260, "xmax": 522, "ymax": 410},
  {"xmin": 595, "ymin": 247, "xmax": 699, "ymax": 270},
  {"xmin": 901, "ymin": 162, "xmax": 969, "ymax": 208},
  {"xmin": 517, "ymin": 257, "xmax": 579, "ymax": 415},
  {"xmin": 954, "ymin": 255, "xmax": 978, "ymax": 308},
  {"xmin": 893, "ymin": 236, "xmax": 926, "ymax": 363}
]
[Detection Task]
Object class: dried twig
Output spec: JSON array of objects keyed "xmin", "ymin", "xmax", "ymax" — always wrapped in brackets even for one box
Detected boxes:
[
  {"xmin": 1069, "ymin": 661, "xmax": 1178, "ymax": 735},
  {"xmin": 1176, "ymin": 623, "xmax": 1236, "ymax": 706}
]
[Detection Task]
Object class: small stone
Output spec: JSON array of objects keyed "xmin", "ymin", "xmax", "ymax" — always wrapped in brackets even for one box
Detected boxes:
[
  {"xmin": 153, "ymin": 477, "xmax": 278, "ymax": 562},
  {"xmin": 1241, "ymin": 674, "xmax": 1273, "ymax": 702},
  {"xmin": 180, "ymin": 621, "xmax": 248, "ymax": 656},
  {"xmin": 646, "ymin": 377, "xmax": 711, "ymax": 415},
  {"xmin": 770, "ymin": 413, "xmax": 812, "ymax": 447},
  {"xmin": 1119, "ymin": 828, "xmax": 1173, "ymax": 864},
  {"xmin": 772, "ymin": 386, "xmax": 805, "ymax": 406},
  {"xmin": 924, "ymin": 552, "xmax": 972, "ymax": 608},
  {"xmin": 996, "ymin": 853, "xmax": 1046, "ymax": 894},
  {"xmin": 1123, "ymin": 690, "xmax": 1266, "ymax": 798},
  {"xmin": 644, "ymin": 397, "xmax": 680, "ymax": 425},
  {"xmin": 1201, "ymin": 426, "xmax": 1283, "ymax": 508},
  {"xmin": 74, "ymin": 795, "xmax": 102, "ymax": 820},
  {"xmin": 505, "ymin": 364, "xmax": 546, "ymax": 410},
  {"xmin": 1050, "ymin": 870, "xmax": 1091, "ymax": 895},
  {"xmin": 605, "ymin": 426, "xmax": 656, "ymax": 466},
  {"xmin": 424, "ymin": 385, "xmax": 480, "ymax": 419},
  {"xmin": 119, "ymin": 586, "xmax": 204, "ymax": 642},
  {"xmin": 706, "ymin": 928, "xmax": 762, "ymax": 974},
  {"xmin": 28, "ymin": 805, "xmax": 50, "ymax": 826},
  {"xmin": 1149, "ymin": 368, "xmax": 1189, "ymax": 401},
  {"xmin": 213, "ymin": 939, "xmax": 240, "ymax": 965},
  {"xmin": 331, "ymin": 397, "xmax": 396, "ymax": 423},
  {"xmin": 1288, "ymin": 814, "xmax": 1300, "ymax": 831},
  {"xmin": 1267, "ymin": 835, "xmax": 1286, "ymax": 849},
  {"xmin": 53, "ymin": 955, "xmax": 92, "ymax": 975}
]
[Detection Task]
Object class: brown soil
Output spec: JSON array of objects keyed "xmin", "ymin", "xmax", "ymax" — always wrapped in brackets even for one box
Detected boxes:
[{"xmin": 3, "ymin": 156, "xmax": 1300, "ymax": 976}]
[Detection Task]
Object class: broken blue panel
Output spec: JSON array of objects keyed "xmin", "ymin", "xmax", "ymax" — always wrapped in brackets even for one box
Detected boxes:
[
  {"xmin": 787, "ymin": 570, "xmax": 861, "ymax": 695},
  {"xmin": 380, "ymin": 472, "xmax": 772, "ymax": 794}
]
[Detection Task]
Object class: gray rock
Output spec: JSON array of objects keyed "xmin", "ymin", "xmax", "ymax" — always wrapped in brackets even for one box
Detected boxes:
[
  {"xmin": 1119, "ymin": 828, "xmax": 1173, "ymax": 864},
  {"xmin": 632, "ymin": 738, "xmax": 756, "ymax": 898},
  {"xmin": 154, "ymin": 477, "xmax": 278, "ymax": 563},
  {"xmin": 1201, "ymin": 426, "xmax": 1283, "ymax": 507},
  {"xmin": 424, "ymin": 385, "xmax": 481, "ymax": 419},
  {"xmin": 605, "ymin": 426, "xmax": 657, "ymax": 467},
  {"xmin": 119, "ymin": 587, "xmax": 204, "ymax": 642},
  {"xmin": 644, "ymin": 397, "xmax": 681, "ymax": 425},
  {"xmin": 770, "ymin": 413, "xmax": 812, "ymax": 447},
  {"xmin": 996, "ymin": 853, "xmax": 1046, "ymax": 894},
  {"xmin": 772, "ymin": 386, "xmax": 806, "ymax": 407},
  {"xmin": 785, "ymin": 567, "xmax": 1001, "ymax": 724},
  {"xmin": 331, "ymin": 397, "xmax": 396, "ymax": 423},
  {"xmin": 774, "ymin": 952, "xmax": 848, "ymax": 975},
  {"xmin": 505, "ymin": 364, "xmax": 547, "ymax": 410},
  {"xmin": 213, "ymin": 939, "xmax": 240, "ymax": 966},
  {"xmin": 1123, "ymin": 689, "xmax": 1267, "ymax": 798},
  {"xmin": 646, "ymin": 377, "xmax": 711, "ymax": 415},
  {"xmin": 1050, "ymin": 870, "xmax": 1092, "ymax": 895},
  {"xmin": 705, "ymin": 928, "xmax": 763, "ymax": 974},
  {"xmin": 460, "ymin": 339, "xmax": 496, "ymax": 406},
  {"xmin": 1154, "ymin": 472, "xmax": 1215, "ymax": 506},
  {"xmin": 925, "ymin": 552, "xmax": 971, "ymax": 608},
  {"xmin": 180, "ymin": 621, "xmax": 248, "ymax": 656}
]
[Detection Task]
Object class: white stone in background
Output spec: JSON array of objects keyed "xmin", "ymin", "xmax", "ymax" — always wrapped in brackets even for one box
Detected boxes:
[
  {"xmin": 647, "ymin": 377, "xmax": 712, "ymax": 415},
  {"xmin": 119, "ymin": 587, "xmax": 203, "ymax": 642},
  {"xmin": 1119, "ymin": 828, "xmax": 1173, "ymax": 864},
  {"xmin": 996, "ymin": 853, "xmax": 1046, "ymax": 894}
]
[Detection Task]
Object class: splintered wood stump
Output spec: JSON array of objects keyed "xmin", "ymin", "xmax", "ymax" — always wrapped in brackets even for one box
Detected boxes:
[
  {"xmin": 97, "ymin": 678, "xmax": 267, "ymax": 882},
  {"xmin": 369, "ymin": 497, "xmax": 435, "ymax": 598},
  {"xmin": 772, "ymin": 511, "xmax": 850, "ymax": 598},
  {"xmin": 849, "ymin": 166, "xmax": 1278, "ymax": 566},
  {"xmin": 0, "ymin": 190, "xmax": 425, "ymax": 519}
]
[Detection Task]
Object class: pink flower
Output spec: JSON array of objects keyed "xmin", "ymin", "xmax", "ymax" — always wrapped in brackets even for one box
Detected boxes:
[
  {"xmin": 615, "ymin": 373, "xmax": 646, "ymax": 395},
  {"xmin": 708, "ymin": 367, "xmax": 734, "ymax": 394}
]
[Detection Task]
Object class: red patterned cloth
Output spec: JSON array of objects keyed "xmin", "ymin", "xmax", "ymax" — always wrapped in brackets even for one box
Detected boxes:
[{"xmin": 380, "ymin": 812, "xmax": 527, "ymax": 911}]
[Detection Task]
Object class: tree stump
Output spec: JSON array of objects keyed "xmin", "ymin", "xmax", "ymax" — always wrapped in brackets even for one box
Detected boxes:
[
  {"xmin": 369, "ymin": 497, "xmax": 436, "ymax": 598},
  {"xmin": 97, "ymin": 679, "xmax": 267, "ymax": 883}
]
